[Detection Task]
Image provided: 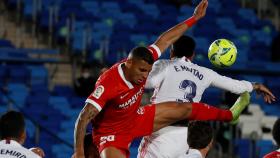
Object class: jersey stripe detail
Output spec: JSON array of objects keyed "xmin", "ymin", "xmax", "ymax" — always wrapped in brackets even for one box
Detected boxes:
[
  {"xmin": 149, "ymin": 44, "xmax": 161, "ymax": 60},
  {"xmin": 118, "ymin": 64, "xmax": 134, "ymax": 89},
  {"xmin": 85, "ymin": 99, "xmax": 102, "ymax": 111}
]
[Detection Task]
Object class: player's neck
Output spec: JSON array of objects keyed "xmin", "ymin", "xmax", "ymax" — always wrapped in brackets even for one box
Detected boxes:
[
  {"xmin": 121, "ymin": 63, "xmax": 133, "ymax": 83},
  {"xmin": 198, "ymin": 148, "xmax": 208, "ymax": 158},
  {"xmin": 2, "ymin": 137, "xmax": 23, "ymax": 144}
]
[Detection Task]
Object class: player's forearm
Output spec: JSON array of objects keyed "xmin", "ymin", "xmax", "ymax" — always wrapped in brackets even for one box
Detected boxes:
[
  {"xmin": 155, "ymin": 22, "xmax": 190, "ymax": 53},
  {"xmin": 74, "ymin": 104, "xmax": 99, "ymax": 153},
  {"xmin": 154, "ymin": 0, "xmax": 207, "ymax": 53}
]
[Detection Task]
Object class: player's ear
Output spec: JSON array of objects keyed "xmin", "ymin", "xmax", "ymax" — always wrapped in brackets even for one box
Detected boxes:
[{"xmin": 126, "ymin": 59, "xmax": 133, "ymax": 68}]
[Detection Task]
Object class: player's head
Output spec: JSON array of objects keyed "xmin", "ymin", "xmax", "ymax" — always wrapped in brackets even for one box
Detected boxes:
[
  {"xmin": 84, "ymin": 133, "xmax": 99, "ymax": 158},
  {"xmin": 187, "ymin": 121, "xmax": 213, "ymax": 152},
  {"xmin": 272, "ymin": 118, "xmax": 280, "ymax": 146},
  {"xmin": 170, "ymin": 35, "xmax": 196, "ymax": 60},
  {"xmin": 0, "ymin": 110, "xmax": 26, "ymax": 144},
  {"xmin": 126, "ymin": 46, "xmax": 154, "ymax": 85}
]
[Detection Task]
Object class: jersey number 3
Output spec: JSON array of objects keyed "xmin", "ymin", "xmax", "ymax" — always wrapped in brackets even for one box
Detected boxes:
[{"xmin": 178, "ymin": 80, "xmax": 197, "ymax": 102}]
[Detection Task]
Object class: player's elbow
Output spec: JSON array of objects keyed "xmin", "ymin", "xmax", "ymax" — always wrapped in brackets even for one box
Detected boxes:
[{"xmin": 79, "ymin": 104, "xmax": 99, "ymax": 123}]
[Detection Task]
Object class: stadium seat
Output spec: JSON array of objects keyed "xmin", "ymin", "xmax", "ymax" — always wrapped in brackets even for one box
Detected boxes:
[
  {"xmin": 0, "ymin": 39, "xmax": 15, "ymax": 48},
  {"xmin": 28, "ymin": 66, "xmax": 48, "ymax": 86},
  {"xmin": 256, "ymin": 140, "xmax": 275, "ymax": 158},
  {"xmin": 235, "ymin": 138, "xmax": 252, "ymax": 158},
  {"xmin": 8, "ymin": 65, "xmax": 30, "ymax": 84}
]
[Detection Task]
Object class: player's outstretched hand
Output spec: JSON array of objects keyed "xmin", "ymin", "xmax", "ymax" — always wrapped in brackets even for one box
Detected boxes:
[
  {"xmin": 193, "ymin": 0, "xmax": 208, "ymax": 20},
  {"xmin": 253, "ymin": 83, "xmax": 276, "ymax": 104}
]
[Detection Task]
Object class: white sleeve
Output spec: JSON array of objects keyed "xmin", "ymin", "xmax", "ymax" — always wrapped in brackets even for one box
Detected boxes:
[
  {"xmin": 208, "ymin": 69, "xmax": 253, "ymax": 94},
  {"xmin": 145, "ymin": 60, "xmax": 169, "ymax": 89}
]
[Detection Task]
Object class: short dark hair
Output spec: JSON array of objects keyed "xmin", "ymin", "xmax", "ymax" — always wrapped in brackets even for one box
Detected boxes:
[
  {"xmin": 172, "ymin": 35, "xmax": 196, "ymax": 58},
  {"xmin": 187, "ymin": 121, "xmax": 213, "ymax": 149},
  {"xmin": 0, "ymin": 111, "xmax": 25, "ymax": 140},
  {"xmin": 273, "ymin": 118, "xmax": 280, "ymax": 146},
  {"xmin": 129, "ymin": 46, "xmax": 154, "ymax": 65}
]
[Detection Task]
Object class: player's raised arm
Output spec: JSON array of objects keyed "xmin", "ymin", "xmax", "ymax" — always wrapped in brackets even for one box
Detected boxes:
[
  {"xmin": 73, "ymin": 103, "xmax": 99, "ymax": 158},
  {"xmin": 153, "ymin": 0, "xmax": 208, "ymax": 53}
]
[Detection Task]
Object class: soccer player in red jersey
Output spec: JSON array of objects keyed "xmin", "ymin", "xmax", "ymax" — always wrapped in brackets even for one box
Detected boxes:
[
  {"xmin": 263, "ymin": 118, "xmax": 280, "ymax": 158},
  {"xmin": 72, "ymin": 1, "xmax": 249, "ymax": 158}
]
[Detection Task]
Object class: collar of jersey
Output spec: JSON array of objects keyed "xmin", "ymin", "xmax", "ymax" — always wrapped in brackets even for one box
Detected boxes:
[
  {"xmin": 118, "ymin": 63, "xmax": 134, "ymax": 89},
  {"xmin": 0, "ymin": 139, "xmax": 22, "ymax": 147},
  {"xmin": 187, "ymin": 148, "xmax": 203, "ymax": 158},
  {"xmin": 172, "ymin": 56, "xmax": 191, "ymax": 63},
  {"xmin": 277, "ymin": 148, "xmax": 280, "ymax": 152}
]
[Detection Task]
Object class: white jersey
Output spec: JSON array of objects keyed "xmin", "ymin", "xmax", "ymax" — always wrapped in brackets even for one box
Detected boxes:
[
  {"xmin": 146, "ymin": 57, "xmax": 253, "ymax": 103},
  {"xmin": 0, "ymin": 140, "xmax": 41, "ymax": 158},
  {"xmin": 178, "ymin": 149, "xmax": 203, "ymax": 158},
  {"xmin": 139, "ymin": 57, "xmax": 253, "ymax": 158}
]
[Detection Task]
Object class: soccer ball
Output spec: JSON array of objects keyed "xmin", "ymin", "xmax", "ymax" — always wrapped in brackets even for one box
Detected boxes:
[{"xmin": 208, "ymin": 39, "xmax": 237, "ymax": 68}]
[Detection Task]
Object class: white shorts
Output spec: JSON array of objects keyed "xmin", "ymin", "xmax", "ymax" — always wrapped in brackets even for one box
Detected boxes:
[{"xmin": 138, "ymin": 126, "xmax": 189, "ymax": 158}]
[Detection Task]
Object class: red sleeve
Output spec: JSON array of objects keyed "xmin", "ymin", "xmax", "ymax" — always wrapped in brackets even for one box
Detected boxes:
[
  {"xmin": 147, "ymin": 44, "xmax": 162, "ymax": 61},
  {"xmin": 85, "ymin": 79, "xmax": 111, "ymax": 112},
  {"xmin": 189, "ymin": 103, "xmax": 233, "ymax": 122}
]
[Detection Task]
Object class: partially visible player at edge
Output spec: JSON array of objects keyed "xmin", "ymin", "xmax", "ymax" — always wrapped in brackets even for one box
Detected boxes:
[
  {"xmin": 263, "ymin": 118, "xmax": 280, "ymax": 158},
  {"xmin": 73, "ymin": 1, "xmax": 248, "ymax": 158}
]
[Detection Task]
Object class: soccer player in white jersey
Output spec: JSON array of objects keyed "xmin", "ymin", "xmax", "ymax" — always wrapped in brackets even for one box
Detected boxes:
[
  {"xmin": 138, "ymin": 35, "xmax": 276, "ymax": 158},
  {"xmin": 178, "ymin": 121, "xmax": 214, "ymax": 158},
  {"xmin": 0, "ymin": 111, "xmax": 44, "ymax": 158}
]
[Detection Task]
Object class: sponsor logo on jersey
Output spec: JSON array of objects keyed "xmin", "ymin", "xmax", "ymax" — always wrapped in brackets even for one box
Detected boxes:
[
  {"xmin": 92, "ymin": 85, "xmax": 104, "ymax": 99},
  {"xmin": 137, "ymin": 107, "xmax": 145, "ymax": 115},
  {"xmin": 120, "ymin": 92, "xmax": 129, "ymax": 99},
  {"xmin": 118, "ymin": 88, "xmax": 143, "ymax": 109}
]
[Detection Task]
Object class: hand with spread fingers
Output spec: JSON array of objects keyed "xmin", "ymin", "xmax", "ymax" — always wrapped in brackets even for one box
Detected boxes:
[
  {"xmin": 193, "ymin": 0, "xmax": 208, "ymax": 20},
  {"xmin": 253, "ymin": 83, "xmax": 276, "ymax": 104}
]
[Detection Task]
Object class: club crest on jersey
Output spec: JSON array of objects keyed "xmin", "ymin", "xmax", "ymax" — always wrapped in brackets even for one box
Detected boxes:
[{"xmin": 92, "ymin": 85, "xmax": 104, "ymax": 99}]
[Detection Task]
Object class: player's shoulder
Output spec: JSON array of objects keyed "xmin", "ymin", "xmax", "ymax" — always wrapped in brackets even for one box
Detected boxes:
[
  {"xmin": 263, "ymin": 150, "xmax": 280, "ymax": 158},
  {"xmin": 96, "ymin": 63, "xmax": 121, "ymax": 84},
  {"xmin": 153, "ymin": 59, "xmax": 172, "ymax": 69}
]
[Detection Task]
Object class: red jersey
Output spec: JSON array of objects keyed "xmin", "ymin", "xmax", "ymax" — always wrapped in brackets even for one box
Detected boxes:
[
  {"xmin": 86, "ymin": 44, "xmax": 161, "ymax": 135},
  {"xmin": 264, "ymin": 149, "xmax": 280, "ymax": 158}
]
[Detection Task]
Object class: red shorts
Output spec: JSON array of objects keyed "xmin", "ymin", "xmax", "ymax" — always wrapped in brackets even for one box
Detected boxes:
[{"xmin": 92, "ymin": 104, "xmax": 155, "ymax": 158}]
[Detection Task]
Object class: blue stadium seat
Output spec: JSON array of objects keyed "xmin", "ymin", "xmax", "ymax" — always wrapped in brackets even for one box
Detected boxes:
[
  {"xmin": 23, "ymin": 0, "xmax": 33, "ymax": 18},
  {"xmin": 138, "ymin": 4, "xmax": 159, "ymax": 19},
  {"xmin": 195, "ymin": 37, "xmax": 210, "ymax": 54},
  {"xmin": 130, "ymin": 34, "xmax": 148, "ymax": 46},
  {"xmin": 256, "ymin": 140, "xmax": 275, "ymax": 158},
  {"xmin": 8, "ymin": 65, "xmax": 30, "ymax": 84},
  {"xmin": 0, "ymin": 39, "xmax": 14, "ymax": 48},
  {"xmin": 235, "ymin": 139, "xmax": 252, "ymax": 158},
  {"xmin": 52, "ymin": 85, "xmax": 75, "ymax": 98},
  {"xmin": 28, "ymin": 66, "xmax": 48, "ymax": 86}
]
